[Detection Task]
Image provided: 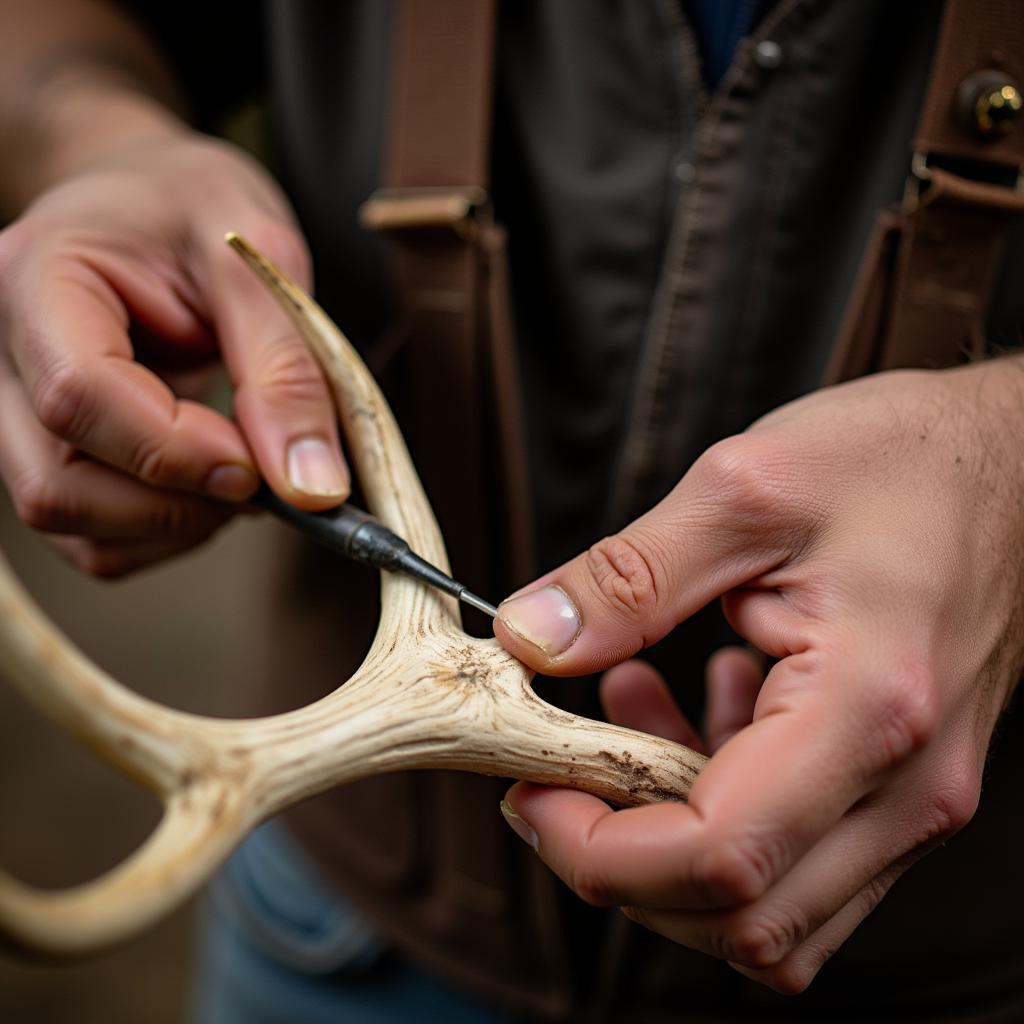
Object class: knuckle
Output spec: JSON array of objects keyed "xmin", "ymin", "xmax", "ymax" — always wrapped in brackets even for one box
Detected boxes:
[
  {"xmin": 726, "ymin": 905, "xmax": 806, "ymax": 968},
  {"xmin": 760, "ymin": 957, "xmax": 819, "ymax": 996},
  {"xmin": 90, "ymin": 558, "xmax": 134, "ymax": 580},
  {"xmin": 254, "ymin": 342, "xmax": 328, "ymax": 407},
  {"xmin": 12, "ymin": 473, "xmax": 75, "ymax": 533},
  {"xmin": 565, "ymin": 864, "xmax": 618, "ymax": 908},
  {"xmin": 67, "ymin": 541, "xmax": 121, "ymax": 579},
  {"xmin": 12, "ymin": 473, "xmax": 53, "ymax": 530},
  {"xmin": 693, "ymin": 437, "xmax": 782, "ymax": 518},
  {"xmin": 689, "ymin": 436, "xmax": 821, "ymax": 552},
  {"xmin": 695, "ymin": 834, "xmax": 780, "ymax": 906},
  {"xmin": 33, "ymin": 362, "xmax": 93, "ymax": 441},
  {"xmin": 127, "ymin": 436, "xmax": 175, "ymax": 487},
  {"xmin": 921, "ymin": 768, "xmax": 980, "ymax": 841},
  {"xmin": 147, "ymin": 498, "xmax": 205, "ymax": 536},
  {"xmin": 585, "ymin": 533, "xmax": 661, "ymax": 619},
  {"xmin": 872, "ymin": 665, "xmax": 940, "ymax": 767},
  {"xmin": 858, "ymin": 873, "xmax": 894, "ymax": 913},
  {"xmin": 85, "ymin": 556, "xmax": 124, "ymax": 580}
]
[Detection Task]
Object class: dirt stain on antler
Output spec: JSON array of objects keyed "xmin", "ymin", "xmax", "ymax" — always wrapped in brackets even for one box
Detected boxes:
[{"xmin": 598, "ymin": 749, "xmax": 685, "ymax": 804}]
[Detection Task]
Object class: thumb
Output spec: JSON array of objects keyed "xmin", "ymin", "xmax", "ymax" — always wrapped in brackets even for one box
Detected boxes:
[{"xmin": 494, "ymin": 439, "xmax": 805, "ymax": 675}]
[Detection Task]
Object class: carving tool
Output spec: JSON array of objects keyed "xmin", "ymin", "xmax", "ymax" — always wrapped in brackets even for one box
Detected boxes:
[{"xmin": 253, "ymin": 484, "xmax": 498, "ymax": 618}]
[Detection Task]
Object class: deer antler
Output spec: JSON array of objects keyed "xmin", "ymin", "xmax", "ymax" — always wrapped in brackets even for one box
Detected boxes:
[{"xmin": 0, "ymin": 236, "xmax": 706, "ymax": 956}]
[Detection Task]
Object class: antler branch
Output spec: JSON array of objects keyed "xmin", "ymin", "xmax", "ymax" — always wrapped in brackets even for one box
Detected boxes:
[{"xmin": 0, "ymin": 236, "xmax": 706, "ymax": 957}]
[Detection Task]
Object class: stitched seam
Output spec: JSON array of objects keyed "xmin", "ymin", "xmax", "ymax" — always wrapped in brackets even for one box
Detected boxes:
[{"xmin": 606, "ymin": 0, "xmax": 808, "ymax": 528}]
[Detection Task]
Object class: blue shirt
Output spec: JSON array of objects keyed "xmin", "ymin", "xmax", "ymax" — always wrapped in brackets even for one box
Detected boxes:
[{"xmin": 685, "ymin": 0, "xmax": 774, "ymax": 86}]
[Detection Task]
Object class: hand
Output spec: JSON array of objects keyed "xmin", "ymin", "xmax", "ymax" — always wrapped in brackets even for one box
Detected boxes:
[
  {"xmin": 0, "ymin": 110, "xmax": 348, "ymax": 577},
  {"xmin": 580, "ymin": 648, "xmax": 765, "ymax": 758},
  {"xmin": 495, "ymin": 360, "xmax": 1024, "ymax": 992}
]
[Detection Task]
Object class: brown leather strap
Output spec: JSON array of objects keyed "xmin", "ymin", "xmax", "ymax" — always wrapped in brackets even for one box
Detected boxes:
[
  {"xmin": 362, "ymin": 0, "xmax": 535, "ymax": 599},
  {"xmin": 823, "ymin": 210, "xmax": 903, "ymax": 383},
  {"xmin": 883, "ymin": 168, "xmax": 1024, "ymax": 369},
  {"xmin": 828, "ymin": 0, "xmax": 1024, "ymax": 384},
  {"xmin": 383, "ymin": 0, "xmax": 495, "ymax": 190},
  {"xmin": 914, "ymin": 0, "xmax": 1024, "ymax": 169}
]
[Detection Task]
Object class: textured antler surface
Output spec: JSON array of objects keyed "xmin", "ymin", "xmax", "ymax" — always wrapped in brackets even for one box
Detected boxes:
[{"xmin": 0, "ymin": 237, "xmax": 707, "ymax": 956}]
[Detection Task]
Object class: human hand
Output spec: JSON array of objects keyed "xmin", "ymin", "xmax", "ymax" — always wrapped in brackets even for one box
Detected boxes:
[
  {"xmin": 495, "ymin": 360, "xmax": 1024, "ymax": 992},
  {"xmin": 0, "ymin": 110, "xmax": 347, "ymax": 577}
]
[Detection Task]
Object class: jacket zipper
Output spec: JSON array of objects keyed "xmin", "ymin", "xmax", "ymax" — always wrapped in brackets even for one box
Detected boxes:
[{"xmin": 604, "ymin": 0, "xmax": 804, "ymax": 531}]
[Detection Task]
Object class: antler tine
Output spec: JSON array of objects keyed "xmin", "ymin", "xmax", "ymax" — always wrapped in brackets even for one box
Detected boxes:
[
  {"xmin": 0, "ymin": 549, "xmax": 199, "ymax": 794},
  {"xmin": 226, "ymin": 235, "xmax": 447, "ymax": 561},
  {"xmin": 0, "ymin": 777, "xmax": 251, "ymax": 955},
  {"xmin": 226, "ymin": 233, "xmax": 457, "ymax": 636}
]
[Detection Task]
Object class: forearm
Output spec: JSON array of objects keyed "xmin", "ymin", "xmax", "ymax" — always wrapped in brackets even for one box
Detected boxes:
[
  {"xmin": 0, "ymin": 0, "xmax": 187, "ymax": 215},
  {"xmin": 961, "ymin": 351, "xmax": 1024, "ymax": 486}
]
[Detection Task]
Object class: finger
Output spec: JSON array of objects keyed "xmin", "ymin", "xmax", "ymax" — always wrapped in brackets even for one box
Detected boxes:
[
  {"xmin": 157, "ymin": 365, "xmax": 221, "ymax": 403},
  {"xmin": 726, "ymin": 880, "xmax": 901, "ymax": 993},
  {"xmin": 46, "ymin": 531, "xmax": 224, "ymax": 578},
  {"xmin": 727, "ymin": 863, "xmax": 907, "ymax": 994},
  {"xmin": 720, "ymin": 587, "xmax": 805, "ymax": 660},
  {"xmin": 704, "ymin": 647, "xmax": 763, "ymax": 752},
  {"xmin": 620, "ymin": 868, "xmax": 904, "ymax": 991},
  {"xmin": 613, "ymin": 787, "xmax": 920, "ymax": 970},
  {"xmin": 0, "ymin": 377, "xmax": 233, "ymax": 541},
  {"xmin": 731, "ymin": 740, "xmax": 982, "ymax": 990},
  {"xmin": 505, "ymin": 649, "xmax": 934, "ymax": 911},
  {"xmin": 508, "ymin": 778, "xmax": 911, "ymax": 969},
  {"xmin": 7, "ymin": 252, "xmax": 258, "ymax": 502},
  {"xmin": 494, "ymin": 435, "xmax": 816, "ymax": 675},
  {"xmin": 198, "ymin": 225, "xmax": 350, "ymax": 510},
  {"xmin": 599, "ymin": 660, "xmax": 705, "ymax": 752}
]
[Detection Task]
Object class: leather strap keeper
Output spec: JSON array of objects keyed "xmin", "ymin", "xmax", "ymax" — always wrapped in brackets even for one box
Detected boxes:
[
  {"xmin": 360, "ymin": 187, "xmax": 489, "ymax": 236},
  {"xmin": 359, "ymin": 0, "xmax": 535, "ymax": 595}
]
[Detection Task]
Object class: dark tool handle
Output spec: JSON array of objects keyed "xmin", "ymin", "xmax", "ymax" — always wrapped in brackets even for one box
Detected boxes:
[
  {"xmin": 253, "ymin": 483, "xmax": 382, "ymax": 557},
  {"xmin": 251, "ymin": 486, "xmax": 465, "ymax": 603}
]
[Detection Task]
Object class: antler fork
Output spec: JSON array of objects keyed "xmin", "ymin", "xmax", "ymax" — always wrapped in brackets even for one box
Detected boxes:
[{"xmin": 0, "ymin": 235, "xmax": 706, "ymax": 956}]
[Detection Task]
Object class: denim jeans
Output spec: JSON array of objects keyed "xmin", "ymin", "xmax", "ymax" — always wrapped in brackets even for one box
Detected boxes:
[{"xmin": 188, "ymin": 821, "xmax": 518, "ymax": 1024}]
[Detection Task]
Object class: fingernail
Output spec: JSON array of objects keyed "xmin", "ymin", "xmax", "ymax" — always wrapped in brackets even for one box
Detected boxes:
[
  {"xmin": 498, "ymin": 585, "xmax": 581, "ymax": 656},
  {"xmin": 206, "ymin": 463, "xmax": 259, "ymax": 502},
  {"xmin": 286, "ymin": 436, "xmax": 349, "ymax": 497},
  {"xmin": 500, "ymin": 799, "xmax": 539, "ymax": 851}
]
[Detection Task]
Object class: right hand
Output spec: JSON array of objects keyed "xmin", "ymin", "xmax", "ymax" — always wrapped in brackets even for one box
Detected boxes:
[{"xmin": 0, "ymin": 127, "xmax": 349, "ymax": 577}]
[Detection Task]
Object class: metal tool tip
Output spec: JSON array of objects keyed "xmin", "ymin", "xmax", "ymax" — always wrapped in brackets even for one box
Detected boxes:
[{"xmin": 459, "ymin": 589, "xmax": 499, "ymax": 619}]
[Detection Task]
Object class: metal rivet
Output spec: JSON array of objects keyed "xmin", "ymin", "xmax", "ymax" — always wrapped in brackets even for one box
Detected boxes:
[
  {"xmin": 753, "ymin": 40, "xmax": 784, "ymax": 71},
  {"xmin": 975, "ymin": 82, "xmax": 1022, "ymax": 135}
]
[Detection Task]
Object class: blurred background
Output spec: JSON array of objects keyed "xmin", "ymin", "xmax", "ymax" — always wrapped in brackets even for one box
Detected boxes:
[
  {"xmin": 0, "ymin": 494, "xmax": 280, "ymax": 1021},
  {"xmin": 0, "ymin": 43, "xmax": 285, "ymax": 1012}
]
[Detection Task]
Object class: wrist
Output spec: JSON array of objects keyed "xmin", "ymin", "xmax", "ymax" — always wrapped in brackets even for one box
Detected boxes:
[
  {"xmin": 4, "ymin": 69, "xmax": 186, "ymax": 214},
  {"xmin": 955, "ymin": 353, "xmax": 1024, "ymax": 460}
]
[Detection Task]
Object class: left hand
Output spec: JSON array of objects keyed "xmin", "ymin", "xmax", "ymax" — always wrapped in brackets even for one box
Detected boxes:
[{"xmin": 495, "ymin": 358, "xmax": 1024, "ymax": 993}]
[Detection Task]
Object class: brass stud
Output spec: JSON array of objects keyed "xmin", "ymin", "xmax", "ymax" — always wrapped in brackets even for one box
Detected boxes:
[
  {"xmin": 957, "ymin": 70, "xmax": 1022, "ymax": 138},
  {"xmin": 975, "ymin": 82, "xmax": 1022, "ymax": 135}
]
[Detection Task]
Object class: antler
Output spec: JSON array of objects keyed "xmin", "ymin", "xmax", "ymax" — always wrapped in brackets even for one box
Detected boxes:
[{"xmin": 0, "ymin": 237, "xmax": 707, "ymax": 956}]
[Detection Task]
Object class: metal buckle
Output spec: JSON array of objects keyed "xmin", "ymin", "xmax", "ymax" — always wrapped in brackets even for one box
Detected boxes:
[
  {"xmin": 903, "ymin": 149, "xmax": 1024, "ymax": 213},
  {"xmin": 901, "ymin": 151, "xmax": 933, "ymax": 212},
  {"xmin": 358, "ymin": 187, "xmax": 489, "ymax": 239}
]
